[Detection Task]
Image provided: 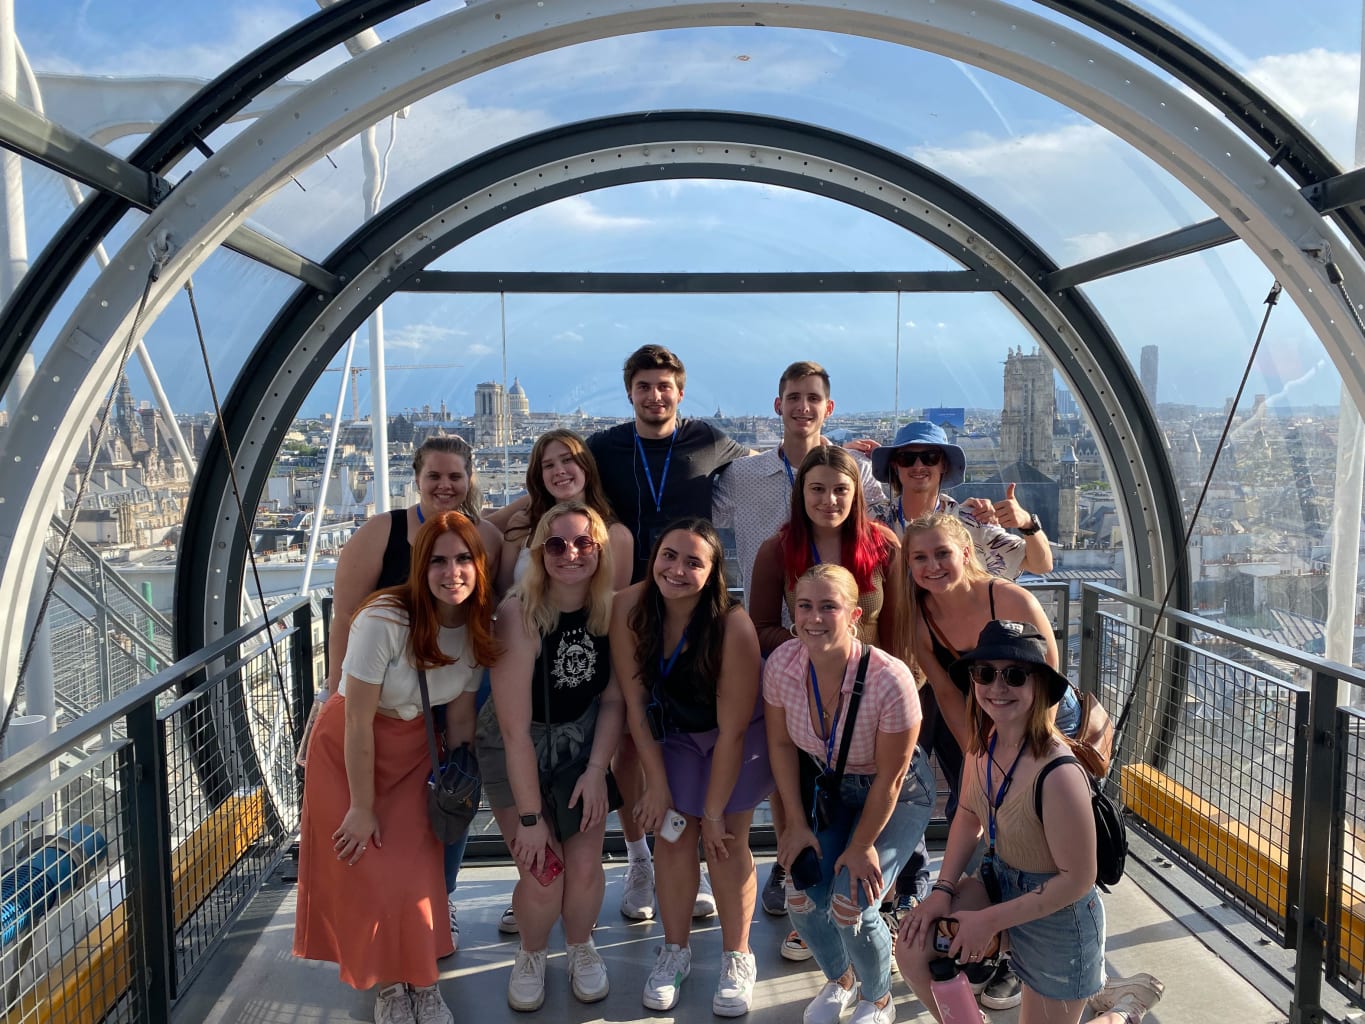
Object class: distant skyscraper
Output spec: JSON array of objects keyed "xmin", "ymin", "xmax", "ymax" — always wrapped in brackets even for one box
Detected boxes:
[
  {"xmin": 1000, "ymin": 346, "xmax": 1055, "ymax": 474},
  {"xmin": 1140, "ymin": 345, "xmax": 1159, "ymax": 407},
  {"xmin": 474, "ymin": 381, "xmax": 509, "ymax": 446}
]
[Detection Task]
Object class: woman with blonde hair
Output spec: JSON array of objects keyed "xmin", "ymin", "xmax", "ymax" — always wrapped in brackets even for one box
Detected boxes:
[
  {"xmin": 764, "ymin": 563, "xmax": 933, "ymax": 1024},
  {"xmin": 478, "ymin": 501, "xmax": 624, "ymax": 1011},
  {"xmin": 294, "ymin": 512, "xmax": 500, "ymax": 1024}
]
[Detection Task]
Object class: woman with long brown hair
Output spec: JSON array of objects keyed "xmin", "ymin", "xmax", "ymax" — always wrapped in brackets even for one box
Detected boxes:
[{"xmin": 294, "ymin": 512, "xmax": 499, "ymax": 1024}]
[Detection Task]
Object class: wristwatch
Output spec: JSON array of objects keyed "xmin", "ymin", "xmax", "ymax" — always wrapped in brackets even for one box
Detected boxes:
[
  {"xmin": 1018, "ymin": 513, "xmax": 1043, "ymax": 536},
  {"xmin": 519, "ymin": 812, "xmax": 540, "ymax": 827}
]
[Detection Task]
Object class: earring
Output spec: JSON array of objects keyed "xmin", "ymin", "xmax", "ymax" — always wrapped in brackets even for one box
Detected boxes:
[
  {"xmin": 848, "ymin": 623, "xmax": 858, "ymax": 637},
  {"xmin": 789, "ymin": 623, "xmax": 800, "ymax": 638}
]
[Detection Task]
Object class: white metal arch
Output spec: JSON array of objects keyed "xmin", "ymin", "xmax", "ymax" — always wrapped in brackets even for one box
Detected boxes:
[{"xmin": 0, "ymin": 0, "xmax": 1361, "ymax": 690}]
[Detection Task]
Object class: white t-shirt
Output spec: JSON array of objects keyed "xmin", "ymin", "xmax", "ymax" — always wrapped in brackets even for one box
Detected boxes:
[{"xmin": 340, "ymin": 602, "xmax": 482, "ymax": 719}]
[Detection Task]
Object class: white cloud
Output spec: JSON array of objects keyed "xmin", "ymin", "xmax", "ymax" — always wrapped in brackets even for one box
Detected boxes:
[
  {"xmin": 1065, "ymin": 230, "xmax": 1149, "ymax": 262},
  {"xmin": 553, "ymin": 330, "xmax": 584, "ymax": 344},
  {"xmin": 532, "ymin": 196, "xmax": 652, "ymax": 232},
  {"xmin": 1240, "ymin": 49, "xmax": 1359, "ymax": 167},
  {"xmin": 385, "ymin": 323, "xmax": 468, "ymax": 351},
  {"xmin": 466, "ymin": 343, "xmax": 495, "ymax": 356}
]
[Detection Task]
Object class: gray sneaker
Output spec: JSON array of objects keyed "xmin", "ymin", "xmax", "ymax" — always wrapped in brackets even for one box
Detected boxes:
[
  {"xmin": 506, "ymin": 947, "xmax": 547, "ymax": 1012},
  {"xmin": 621, "ymin": 858, "xmax": 656, "ymax": 920},
  {"xmin": 642, "ymin": 943, "xmax": 692, "ymax": 1011},
  {"xmin": 712, "ymin": 950, "xmax": 756, "ymax": 1017},
  {"xmin": 408, "ymin": 983, "xmax": 454, "ymax": 1024},
  {"xmin": 567, "ymin": 940, "xmax": 610, "ymax": 1003},
  {"xmin": 374, "ymin": 983, "xmax": 416, "ymax": 1024}
]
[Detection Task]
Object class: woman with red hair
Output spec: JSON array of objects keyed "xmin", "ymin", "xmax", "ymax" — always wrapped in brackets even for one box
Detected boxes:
[
  {"xmin": 751, "ymin": 446, "xmax": 902, "ymax": 657},
  {"xmin": 294, "ymin": 512, "xmax": 500, "ymax": 1024}
]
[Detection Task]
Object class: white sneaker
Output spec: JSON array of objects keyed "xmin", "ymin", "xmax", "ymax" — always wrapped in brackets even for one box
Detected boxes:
[
  {"xmin": 506, "ymin": 947, "xmax": 547, "ymax": 1012},
  {"xmin": 620, "ymin": 858, "xmax": 656, "ymax": 920},
  {"xmin": 374, "ymin": 983, "xmax": 416, "ymax": 1024},
  {"xmin": 848, "ymin": 996, "xmax": 896, "ymax": 1024},
  {"xmin": 803, "ymin": 978, "xmax": 858, "ymax": 1024},
  {"xmin": 498, "ymin": 905, "xmax": 519, "ymax": 935},
  {"xmin": 1089, "ymin": 973, "xmax": 1165, "ymax": 1021},
  {"xmin": 408, "ymin": 983, "xmax": 454, "ymax": 1024},
  {"xmin": 446, "ymin": 895, "xmax": 459, "ymax": 952},
  {"xmin": 781, "ymin": 928, "xmax": 814, "ymax": 962},
  {"xmin": 642, "ymin": 943, "xmax": 692, "ymax": 1011},
  {"xmin": 712, "ymin": 950, "xmax": 756, "ymax": 1017},
  {"xmin": 694, "ymin": 865, "xmax": 718, "ymax": 919},
  {"xmin": 567, "ymin": 940, "xmax": 610, "ymax": 1003}
]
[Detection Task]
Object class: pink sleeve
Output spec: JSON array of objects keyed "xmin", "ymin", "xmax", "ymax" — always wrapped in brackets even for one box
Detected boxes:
[{"xmin": 874, "ymin": 653, "xmax": 922, "ymax": 733}]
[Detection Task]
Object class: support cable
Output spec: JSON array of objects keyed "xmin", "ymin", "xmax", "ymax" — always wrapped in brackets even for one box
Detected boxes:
[
  {"xmin": 184, "ymin": 279, "xmax": 292, "ymax": 714},
  {"xmin": 0, "ymin": 252, "xmax": 165, "ymax": 752},
  {"xmin": 1110, "ymin": 282, "xmax": 1283, "ymax": 768}
]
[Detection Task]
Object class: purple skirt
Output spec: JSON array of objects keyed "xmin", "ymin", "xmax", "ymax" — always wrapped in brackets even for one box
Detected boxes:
[{"xmin": 661, "ymin": 706, "xmax": 773, "ymax": 818}]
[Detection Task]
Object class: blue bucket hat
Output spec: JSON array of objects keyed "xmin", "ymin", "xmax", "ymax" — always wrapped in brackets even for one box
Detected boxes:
[{"xmin": 870, "ymin": 420, "xmax": 967, "ymax": 488}]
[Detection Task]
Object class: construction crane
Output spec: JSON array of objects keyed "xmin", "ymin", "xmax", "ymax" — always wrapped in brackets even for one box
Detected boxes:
[{"xmin": 320, "ymin": 363, "xmax": 463, "ymax": 421}]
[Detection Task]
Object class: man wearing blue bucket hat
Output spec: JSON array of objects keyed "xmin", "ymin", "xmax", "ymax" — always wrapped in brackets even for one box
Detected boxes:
[{"xmin": 870, "ymin": 421, "xmax": 1052, "ymax": 578}]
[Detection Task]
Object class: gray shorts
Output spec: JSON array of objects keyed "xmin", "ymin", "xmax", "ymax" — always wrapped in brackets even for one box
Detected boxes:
[{"xmin": 475, "ymin": 697, "xmax": 600, "ymax": 809}]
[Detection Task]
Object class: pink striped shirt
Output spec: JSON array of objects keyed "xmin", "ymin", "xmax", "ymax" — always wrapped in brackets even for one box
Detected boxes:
[{"xmin": 762, "ymin": 639, "xmax": 921, "ymax": 775}]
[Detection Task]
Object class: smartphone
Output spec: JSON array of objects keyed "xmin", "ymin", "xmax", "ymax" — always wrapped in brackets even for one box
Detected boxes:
[
  {"xmin": 531, "ymin": 846, "xmax": 564, "ymax": 886},
  {"xmin": 790, "ymin": 847, "xmax": 822, "ymax": 891}
]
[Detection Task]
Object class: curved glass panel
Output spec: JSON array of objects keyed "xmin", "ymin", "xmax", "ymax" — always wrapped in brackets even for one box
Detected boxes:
[
  {"xmin": 1081, "ymin": 242, "xmax": 1346, "ymax": 636},
  {"xmin": 246, "ymin": 26, "xmax": 1214, "ymax": 265}
]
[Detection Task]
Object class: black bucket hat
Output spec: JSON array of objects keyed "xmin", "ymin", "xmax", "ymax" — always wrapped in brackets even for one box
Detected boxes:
[{"xmin": 949, "ymin": 620, "xmax": 1069, "ymax": 706}]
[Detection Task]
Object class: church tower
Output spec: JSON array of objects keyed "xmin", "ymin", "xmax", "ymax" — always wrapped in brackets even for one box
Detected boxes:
[
  {"xmin": 1000, "ymin": 346, "xmax": 1055, "ymax": 475},
  {"xmin": 1058, "ymin": 444, "xmax": 1078, "ymax": 547}
]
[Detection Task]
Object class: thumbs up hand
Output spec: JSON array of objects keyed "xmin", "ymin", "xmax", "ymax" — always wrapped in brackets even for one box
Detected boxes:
[{"xmin": 993, "ymin": 482, "xmax": 1029, "ymax": 529}]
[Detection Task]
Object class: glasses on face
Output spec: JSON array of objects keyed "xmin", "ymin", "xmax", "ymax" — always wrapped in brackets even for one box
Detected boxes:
[
  {"xmin": 891, "ymin": 449, "xmax": 943, "ymax": 468},
  {"xmin": 543, "ymin": 534, "xmax": 598, "ymax": 557},
  {"xmin": 968, "ymin": 664, "xmax": 1033, "ymax": 688}
]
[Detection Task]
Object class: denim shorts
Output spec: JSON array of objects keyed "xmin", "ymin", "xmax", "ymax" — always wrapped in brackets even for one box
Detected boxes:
[{"xmin": 989, "ymin": 853, "xmax": 1105, "ymax": 1001}]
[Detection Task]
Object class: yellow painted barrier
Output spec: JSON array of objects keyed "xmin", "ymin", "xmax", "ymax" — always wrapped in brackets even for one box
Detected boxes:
[{"xmin": 5, "ymin": 788, "xmax": 268, "ymax": 1024}]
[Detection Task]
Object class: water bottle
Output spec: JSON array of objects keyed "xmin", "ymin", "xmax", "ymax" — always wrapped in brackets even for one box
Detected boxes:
[{"xmin": 929, "ymin": 957, "xmax": 980, "ymax": 1024}]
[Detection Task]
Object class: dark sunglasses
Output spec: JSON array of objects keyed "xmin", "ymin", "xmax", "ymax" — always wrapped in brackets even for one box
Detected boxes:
[
  {"xmin": 968, "ymin": 664, "xmax": 1034, "ymax": 688},
  {"xmin": 544, "ymin": 534, "xmax": 598, "ymax": 557},
  {"xmin": 891, "ymin": 449, "xmax": 943, "ymax": 468}
]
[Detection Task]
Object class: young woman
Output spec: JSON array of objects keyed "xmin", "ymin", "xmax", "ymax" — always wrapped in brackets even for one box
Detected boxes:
[
  {"xmin": 750, "ymin": 446, "xmax": 902, "ymax": 657},
  {"xmin": 897, "ymin": 620, "xmax": 1105, "ymax": 1024},
  {"xmin": 612, "ymin": 518, "xmax": 770, "ymax": 1017},
  {"xmin": 294, "ymin": 512, "xmax": 499, "ymax": 1024},
  {"xmin": 497, "ymin": 429, "xmax": 632, "ymax": 593},
  {"xmin": 764, "ymin": 564, "xmax": 934, "ymax": 1024},
  {"xmin": 477, "ymin": 502, "xmax": 624, "ymax": 1011},
  {"xmin": 321, "ymin": 434, "xmax": 503, "ymax": 944}
]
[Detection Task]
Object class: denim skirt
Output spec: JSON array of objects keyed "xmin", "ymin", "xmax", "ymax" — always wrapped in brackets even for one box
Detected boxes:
[{"xmin": 990, "ymin": 853, "xmax": 1105, "ymax": 1001}]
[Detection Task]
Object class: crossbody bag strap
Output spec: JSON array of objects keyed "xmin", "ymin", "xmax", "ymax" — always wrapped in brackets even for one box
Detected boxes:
[
  {"xmin": 416, "ymin": 668, "xmax": 443, "ymax": 779},
  {"xmin": 920, "ymin": 602, "xmax": 960, "ymax": 661},
  {"xmin": 1033, "ymin": 754, "xmax": 1083, "ymax": 819},
  {"xmin": 540, "ymin": 641, "xmax": 559, "ymax": 772},
  {"xmin": 831, "ymin": 648, "xmax": 873, "ymax": 782}
]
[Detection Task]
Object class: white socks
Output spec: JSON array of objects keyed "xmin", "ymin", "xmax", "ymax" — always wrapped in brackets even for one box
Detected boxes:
[{"xmin": 627, "ymin": 836, "xmax": 652, "ymax": 862}]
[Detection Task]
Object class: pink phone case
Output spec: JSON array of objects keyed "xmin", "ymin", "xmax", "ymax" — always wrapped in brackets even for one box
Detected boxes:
[{"xmin": 532, "ymin": 846, "xmax": 564, "ymax": 886}]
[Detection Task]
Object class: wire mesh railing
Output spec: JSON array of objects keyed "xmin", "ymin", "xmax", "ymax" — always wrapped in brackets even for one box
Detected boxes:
[
  {"xmin": 1080, "ymin": 582, "xmax": 1357, "ymax": 1024},
  {"xmin": 0, "ymin": 595, "xmax": 313, "ymax": 1023}
]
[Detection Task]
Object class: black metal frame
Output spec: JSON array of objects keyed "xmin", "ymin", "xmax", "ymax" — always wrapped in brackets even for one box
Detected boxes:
[{"xmin": 176, "ymin": 110, "xmax": 1183, "ymax": 658}]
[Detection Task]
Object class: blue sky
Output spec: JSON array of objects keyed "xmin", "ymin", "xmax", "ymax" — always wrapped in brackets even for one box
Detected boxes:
[{"xmin": 10, "ymin": 1, "xmax": 1363, "ymax": 420}]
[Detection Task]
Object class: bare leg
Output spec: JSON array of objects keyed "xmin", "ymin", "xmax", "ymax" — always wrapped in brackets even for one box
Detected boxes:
[
  {"xmin": 491, "ymin": 806, "xmax": 563, "ymax": 953},
  {"xmin": 1019, "ymin": 985, "xmax": 1088, "ymax": 1024},
  {"xmin": 896, "ymin": 876, "xmax": 993, "ymax": 1024},
  {"xmin": 654, "ymin": 815, "xmax": 702, "ymax": 947},
  {"xmin": 614, "ymin": 734, "xmax": 647, "ymax": 844},
  {"xmin": 560, "ymin": 820, "xmax": 608, "ymax": 945},
  {"xmin": 705, "ymin": 809, "xmax": 756, "ymax": 952}
]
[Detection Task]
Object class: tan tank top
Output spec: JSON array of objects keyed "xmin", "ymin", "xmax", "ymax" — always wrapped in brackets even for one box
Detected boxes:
[{"xmin": 961, "ymin": 748, "xmax": 1059, "ymax": 874}]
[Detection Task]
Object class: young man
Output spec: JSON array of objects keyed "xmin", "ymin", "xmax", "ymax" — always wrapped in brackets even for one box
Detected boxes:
[
  {"xmin": 586, "ymin": 345, "xmax": 749, "ymax": 928},
  {"xmin": 711, "ymin": 361, "xmax": 885, "ymax": 962}
]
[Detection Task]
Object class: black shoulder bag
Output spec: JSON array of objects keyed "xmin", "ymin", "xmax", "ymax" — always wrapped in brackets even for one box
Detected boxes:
[
  {"xmin": 417, "ymin": 669, "xmax": 482, "ymax": 844},
  {"xmin": 1034, "ymin": 753, "xmax": 1127, "ymax": 890},
  {"xmin": 808, "ymin": 648, "xmax": 872, "ymax": 834}
]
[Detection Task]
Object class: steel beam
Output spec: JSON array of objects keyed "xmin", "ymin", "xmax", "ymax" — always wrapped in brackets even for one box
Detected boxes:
[{"xmin": 403, "ymin": 270, "xmax": 991, "ymax": 294}]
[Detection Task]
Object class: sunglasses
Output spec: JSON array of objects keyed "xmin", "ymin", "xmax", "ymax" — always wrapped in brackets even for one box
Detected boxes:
[
  {"xmin": 891, "ymin": 449, "xmax": 943, "ymax": 468},
  {"xmin": 544, "ymin": 534, "xmax": 598, "ymax": 557},
  {"xmin": 968, "ymin": 664, "xmax": 1034, "ymax": 688}
]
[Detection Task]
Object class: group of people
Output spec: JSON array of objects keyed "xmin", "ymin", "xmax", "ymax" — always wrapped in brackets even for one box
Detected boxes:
[{"xmin": 292, "ymin": 345, "xmax": 1165, "ymax": 1024}]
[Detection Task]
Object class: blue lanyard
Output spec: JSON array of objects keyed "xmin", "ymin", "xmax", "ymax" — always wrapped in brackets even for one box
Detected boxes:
[
  {"xmin": 660, "ymin": 628, "xmax": 688, "ymax": 678},
  {"xmin": 415, "ymin": 503, "xmax": 425, "ymax": 525},
  {"xmin": 780, "ymin": 447, "xmax": 796, "ymax": 488},
  {"xmin": 808, "ymin": 660, "xmax": 843, "ymax": 767},
  {"xmin": 985, "ymin": 733, "xmax": 1028, "ymax": 853},
  {"xmin": 894, "ymin": 497, "xmax": 904, "ymax": 531},
  {"xmin": 634, "ymin": 427, "xmax": 678, "ymax": 514}
]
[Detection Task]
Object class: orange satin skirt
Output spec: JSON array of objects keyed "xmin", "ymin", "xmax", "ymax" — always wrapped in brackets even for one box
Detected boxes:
[{"xmin": 292, "ymin": 694, "xmax": 452, "ymax": 988}]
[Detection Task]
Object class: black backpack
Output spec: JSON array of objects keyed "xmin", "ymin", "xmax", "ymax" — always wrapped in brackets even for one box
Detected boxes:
[{"xmin": 1034, "ymin": 754, "xmax": 1127, "ymax": 890}]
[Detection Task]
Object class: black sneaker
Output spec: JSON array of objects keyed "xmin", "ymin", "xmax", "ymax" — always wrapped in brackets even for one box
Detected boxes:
[
  {"xmin": 964, "ymin": 958, "xmax": 997, "ymax": 993},
  {"xmin": 761, "ymin": 863, "xmax": 788, "ymax": 916},
  {"xmin": 979, "ymin": 959, "xmax": 1022, "ymax": 1010}
]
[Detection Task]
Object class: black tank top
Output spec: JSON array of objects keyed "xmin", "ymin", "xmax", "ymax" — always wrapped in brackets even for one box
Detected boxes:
[
  {"xmin": 376, "ymin": 509, "xmax": 410, "ymax": 589},
  {"xmin": 658, "ymin": 644, "xmax": 719, "ymax": 734},
  {"xmin": 928, "ymin": 580, "xmax": 998, "ymax": 692},
  {"xmin": 532, "ymin": 608, "xmax": 612, "ymax": 723}
]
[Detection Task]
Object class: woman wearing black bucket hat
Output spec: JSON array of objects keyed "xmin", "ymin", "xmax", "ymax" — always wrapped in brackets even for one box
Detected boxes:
[{"xmin": 894, "ymin": 619, "xmax": 1105, "ymax": 1024}]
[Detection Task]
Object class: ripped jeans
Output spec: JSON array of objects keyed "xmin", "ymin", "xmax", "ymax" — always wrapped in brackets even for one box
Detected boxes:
[{"xmin": 786, "ymin": 749, "xmax": 934, "ymax": 1003}]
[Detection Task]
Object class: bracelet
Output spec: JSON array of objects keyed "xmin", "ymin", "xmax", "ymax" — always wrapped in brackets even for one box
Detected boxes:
[
  {"xmin": 931, "ymin": 880, "xmax": 958, "ymax": 898},
  {"xmin": 703, "ymin": 812, "xmax": 725, "ymax": 823},
  {"xmin": 586, "ymin": 761, "xmax": 608, "ymax": 773}
]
